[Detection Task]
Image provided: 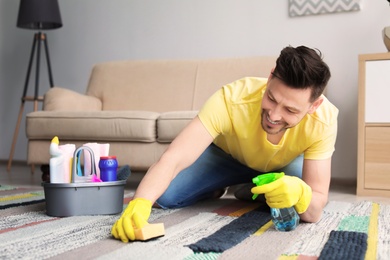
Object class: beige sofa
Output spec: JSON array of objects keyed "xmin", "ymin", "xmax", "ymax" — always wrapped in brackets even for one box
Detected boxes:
[{"xmin": 26, "ymin": 56, "xmax": 276, "ymax": 172}]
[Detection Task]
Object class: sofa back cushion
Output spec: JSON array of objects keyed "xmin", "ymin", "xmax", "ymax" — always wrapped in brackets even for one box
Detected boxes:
[
  {"xmin": 86, "ymin": 60, "xmax": 198, "ymax": 111},
  {"xmin": 86, "ymin": 57, "xmax": 276, "ymax": 112},
  {"xmin": 192, "ymin": 57, "xmax": 276, "ymax": 109}
]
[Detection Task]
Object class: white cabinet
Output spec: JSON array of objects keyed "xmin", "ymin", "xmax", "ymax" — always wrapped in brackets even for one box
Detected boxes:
[
  {"xmin": 357, "ymin": 53, "xmax": 390, "ymax": 197},
  {"xmin": 365, "ymin": 60, "xmax": 390, "ymax": 122}
]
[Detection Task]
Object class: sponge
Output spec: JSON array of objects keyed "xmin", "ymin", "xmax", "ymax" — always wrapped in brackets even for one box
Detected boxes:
[{"xmin": 134, "ymin": 223, "xmax": 165, "ymax": 241}]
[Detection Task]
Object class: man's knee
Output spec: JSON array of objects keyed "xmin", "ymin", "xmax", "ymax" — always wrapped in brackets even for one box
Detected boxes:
[{"xmin": 156, "ymin": 194, "xmax": 183, "ymax": 209}]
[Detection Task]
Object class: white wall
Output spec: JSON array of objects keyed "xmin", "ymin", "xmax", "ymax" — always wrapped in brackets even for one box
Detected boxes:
[{"xmin": 1, "ymin": 0, "xmax": 389, "ymax": 182}]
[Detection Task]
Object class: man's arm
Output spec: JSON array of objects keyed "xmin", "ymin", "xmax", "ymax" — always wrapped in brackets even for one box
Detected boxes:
[
  {"xmin": 300, "ymin": 157, "xmax": 332, "ymax": 223},
  {"xmin": 133, "ymin": 116, "xmax": 214, "ymax": 203}
]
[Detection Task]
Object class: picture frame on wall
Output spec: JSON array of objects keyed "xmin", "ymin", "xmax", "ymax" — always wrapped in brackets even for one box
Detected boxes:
[{"xmin": 288, "ymin": 0, "xmax": 361, "ymax": 17}]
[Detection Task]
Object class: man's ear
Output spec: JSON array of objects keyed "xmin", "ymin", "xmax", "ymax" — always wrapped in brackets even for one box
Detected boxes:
[{"xmin": 308, "ymin": 97, "xmax": 324, "ymax": 114}]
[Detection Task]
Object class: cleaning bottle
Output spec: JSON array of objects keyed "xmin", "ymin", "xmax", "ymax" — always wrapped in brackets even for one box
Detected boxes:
[
  {"xmin": 49, "ymin": 136, "xmax": 65, "ymax": 183},
  {"xmin": 99, "ymin": 156, "xmax": 118, "ymax": 182},
  {"xmin": 252, "ymin": 172, "xmax": 300, "ymax": 231}
]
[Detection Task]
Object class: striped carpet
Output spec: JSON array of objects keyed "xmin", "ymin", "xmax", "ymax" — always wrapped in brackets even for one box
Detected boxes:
[{"xmin": 0, "ymin": 186, "xmax": 389, "ymax": 260}]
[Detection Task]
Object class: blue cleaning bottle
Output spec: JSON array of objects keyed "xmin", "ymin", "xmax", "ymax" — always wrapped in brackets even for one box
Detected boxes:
[{"xmin": 252, "ymin": 172, "xmax": 300, "ymax": 231}]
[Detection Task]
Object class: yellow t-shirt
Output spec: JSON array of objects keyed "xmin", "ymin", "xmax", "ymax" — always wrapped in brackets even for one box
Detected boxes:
[{"xmin": 198, "ymin": 77, "xmax": 338, "ymax": 172}]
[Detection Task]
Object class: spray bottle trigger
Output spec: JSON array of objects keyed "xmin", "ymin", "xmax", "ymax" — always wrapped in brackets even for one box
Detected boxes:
[{"xmin": 251, "ymin": 172, "xmax": 285, "ymax": 200}]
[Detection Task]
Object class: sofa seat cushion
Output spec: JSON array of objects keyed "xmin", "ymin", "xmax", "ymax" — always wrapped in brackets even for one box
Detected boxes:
[
  {"xmin": 157, "ymin": 111, "xmax": 198, "ymax": 142},
  {"xmin": 26, "ymin": 110, "xmax": 160, "ymax": 142}
]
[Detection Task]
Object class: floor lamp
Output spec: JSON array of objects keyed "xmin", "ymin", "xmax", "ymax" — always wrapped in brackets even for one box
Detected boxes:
[{"xmin": 7, "ymin": 0, "xmax": 62, "ymax": 172}]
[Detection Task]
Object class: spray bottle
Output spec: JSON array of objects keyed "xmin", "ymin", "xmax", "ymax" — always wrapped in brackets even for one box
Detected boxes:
[{"xmin": 252, "ymin": 172, "xmax": 300, "ymax": 231}]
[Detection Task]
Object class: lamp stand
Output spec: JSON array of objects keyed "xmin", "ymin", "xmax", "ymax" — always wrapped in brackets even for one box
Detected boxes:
[{"xmin": 7, "ymin": 32, "xmax": 54, "ymax": 172}]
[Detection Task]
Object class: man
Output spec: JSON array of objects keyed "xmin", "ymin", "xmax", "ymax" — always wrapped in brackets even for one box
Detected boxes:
[{"xmin": 112, "ymin": 45, "xmax": 338, "ymax": 242}]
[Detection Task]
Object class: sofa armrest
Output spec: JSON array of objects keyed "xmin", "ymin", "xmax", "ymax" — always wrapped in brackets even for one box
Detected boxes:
[{"xmin": 43, "ymin": 87, "xmax": 102, "ymax": 111}]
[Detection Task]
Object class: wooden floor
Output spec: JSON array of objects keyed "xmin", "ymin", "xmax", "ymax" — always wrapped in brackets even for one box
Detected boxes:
[{"xmin": 2, "ymin": 161, "xmax": 390, "ymax": 204}]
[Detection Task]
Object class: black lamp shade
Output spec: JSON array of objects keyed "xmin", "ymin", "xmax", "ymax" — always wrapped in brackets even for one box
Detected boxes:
[{"xmin": 17, "ymin": 0, "xmax": 62, "ymax": 30}]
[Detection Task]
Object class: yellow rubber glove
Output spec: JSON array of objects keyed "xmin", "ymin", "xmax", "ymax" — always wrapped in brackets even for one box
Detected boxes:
[
  {"xmin": 111, "ymin": 198, "xmax": 152, "ymax": 242},
  {"xmin": 251, "ymin": 176, "xmax": 312, "ymax": 214}
]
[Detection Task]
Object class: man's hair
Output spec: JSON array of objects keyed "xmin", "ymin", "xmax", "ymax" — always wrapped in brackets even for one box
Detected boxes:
[{"xmin": 272, "ymin": 46, "xmax": 331, "ymax": 102}]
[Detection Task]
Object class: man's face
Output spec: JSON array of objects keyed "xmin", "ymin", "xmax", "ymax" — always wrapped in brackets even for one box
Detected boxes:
[{"xmin": 261, "ymin": 76, "xmax": 322, "ymax": 135}]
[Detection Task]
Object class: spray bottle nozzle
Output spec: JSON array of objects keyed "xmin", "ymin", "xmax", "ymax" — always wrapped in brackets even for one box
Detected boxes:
[{"xmin": 252, "ymin": 172, "xmax": 285, "ymax": 200}]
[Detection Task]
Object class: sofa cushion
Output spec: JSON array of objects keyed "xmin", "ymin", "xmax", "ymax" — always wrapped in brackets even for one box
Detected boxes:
[
  {"xmin": 157, "ymin": 111, "xmax": 198, "ymax": 142},
  {"xmin": 26, "ymin": 110, "xmax": 160, "ymax": 142},
  {"xmin": 192, "ymin": 57, "xmax": 276, "ymax": 109},
  {"xmin": 44, "ymin": 87, "xmax": 102, "ymax": 111},
  {"xmin": 86, "ymin": 60, "xmax": 199, "ymax": 112}
]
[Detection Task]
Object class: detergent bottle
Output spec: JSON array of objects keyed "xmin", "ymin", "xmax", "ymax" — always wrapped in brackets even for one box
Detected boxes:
[
  {"xmin": 49, "ymin": 136, "xmax": 65, "ymax": 183},
  {"xmin": 49, "ymin": 136, "xmax": 75, "ymax": 183},
  {"xmin": 252, "ymin": 172, "xmax": 300, "ymax": 231},
  {"xmin": 99, "ymin": 156, "xmax": 118, "ymax": 182}
]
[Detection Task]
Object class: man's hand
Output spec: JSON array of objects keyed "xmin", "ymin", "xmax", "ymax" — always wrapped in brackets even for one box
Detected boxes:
[
  {"xmin": 111, "ymin": 198, "xmax": 152, "ymax": 242},
  {"xmin": 251, "ymin": 176, "xmax": 312, "ymax": 214}
]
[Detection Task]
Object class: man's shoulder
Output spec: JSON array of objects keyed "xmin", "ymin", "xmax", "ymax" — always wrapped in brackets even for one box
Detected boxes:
[{"xmin": 222, "ymin": 77, "xmax": 268, "ymax": 104}]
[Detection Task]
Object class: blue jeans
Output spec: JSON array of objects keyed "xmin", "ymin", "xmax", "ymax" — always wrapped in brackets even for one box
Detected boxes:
[{"xmin": 156, "ymin": 144, "xmax": 303, "ymax": 208}]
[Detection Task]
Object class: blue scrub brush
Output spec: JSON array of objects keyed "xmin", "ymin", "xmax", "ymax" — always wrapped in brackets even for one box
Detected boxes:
[{"xmin": 117, "ymin": 164, "xmax": 131, "ymax": 181}]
